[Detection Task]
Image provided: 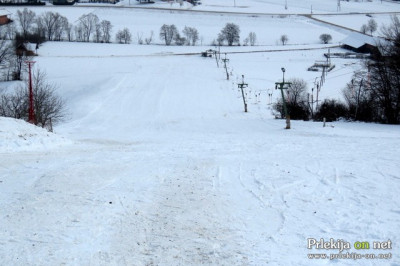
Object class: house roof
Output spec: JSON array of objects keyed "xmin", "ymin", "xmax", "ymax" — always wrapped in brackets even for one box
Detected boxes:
[
  {"xmin": 341, "ymin": 32, "xmax": 380, "ymax": 49},
  {"xmin": 0, "ymin": 9, "xmax": 11, "ymax": 17},
  {"xmin": 17, "ymin": 42, "xmax": 36, "ymax": 52}
]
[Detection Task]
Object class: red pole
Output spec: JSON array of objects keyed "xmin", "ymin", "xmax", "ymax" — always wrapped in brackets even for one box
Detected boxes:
[{"xmin": 26, "ymin": 61, "xmax": 36, "ymax": 124}]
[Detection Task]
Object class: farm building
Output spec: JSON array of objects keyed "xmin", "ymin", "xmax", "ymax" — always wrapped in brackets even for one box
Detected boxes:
[
  {"xmin": 0, "ymin": 9, "xmax": 11, "ymax": 25},
  {"xmin": 341, "ymin": 32, "xmax": 382, "ymax": 56},
  {"xmin": 16, "ymin": 42, "xmax": 37, "ymax": 56}
]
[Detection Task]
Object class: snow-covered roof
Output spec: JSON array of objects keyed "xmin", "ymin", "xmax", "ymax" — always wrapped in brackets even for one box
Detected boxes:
[
  {"xmin": 341, "ymin": 32, "xmax": 379, "ymax": 49},
  {"xmin": 0, "ymin": 9, "xmax": 11, "ymax": 17},
  {"xmin": 25, "ymin": 42, "xmax": 36, "ymax": 51}
]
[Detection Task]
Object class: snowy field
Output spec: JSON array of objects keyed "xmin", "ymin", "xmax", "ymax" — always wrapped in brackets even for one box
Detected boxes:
[
  {"xmin": 313, "ymin": 13, "xmax": 396, "ymax": 35},
  {"xmin": 1, "ymin": 1, "xmax": 400, "ymax": 265},
  {"xmin": 4, "ymin": 6, "xmax": 349, "ymax": 46},
  {"xmin": 117, "ymin": 0, "xmax": 400, "ymax": 14}
]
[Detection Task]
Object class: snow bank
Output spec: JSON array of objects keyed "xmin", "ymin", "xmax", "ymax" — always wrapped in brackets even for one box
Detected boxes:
[{"xmin": 0, "ymin": 117, "xmax": 72, "ymax": 152}]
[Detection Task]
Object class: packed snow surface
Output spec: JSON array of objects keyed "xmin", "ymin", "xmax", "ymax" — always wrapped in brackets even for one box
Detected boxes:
[
  {"xmin": 1, "ymin": 1, "xmax": 400, "ymax": 265},
  {"xmin": 0, "ymin": 117, "xmax": 72, "ymax": 152}
]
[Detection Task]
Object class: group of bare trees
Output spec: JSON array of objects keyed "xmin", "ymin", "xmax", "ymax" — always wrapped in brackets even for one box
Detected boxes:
[
  {"xmin": 11, "ymin": 8, "xmax": 117, "ymax": 44},
  {"xmin": 116, "ymin": 28, "xmax": 132, "ymax": 44},
  {"xmin": 360, "ymin": 18, "xmax": 378, "ymax": 35},
  {"xmin": 159, "ymin": 24, "xmax": 199, "ymax": 46}
]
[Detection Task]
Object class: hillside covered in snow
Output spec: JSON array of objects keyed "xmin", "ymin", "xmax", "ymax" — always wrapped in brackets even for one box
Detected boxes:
[{"xmin": 1, "ymin": 1, "xmax": 399, "ymax": 265}]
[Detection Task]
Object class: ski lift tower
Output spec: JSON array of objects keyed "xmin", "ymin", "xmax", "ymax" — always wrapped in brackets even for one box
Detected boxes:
[
  {"xmin": 26, "ymin": 61, "xmax": 36, "ymax": 124},
  {"xmin": 275, "ymin": 67, "xmax": 291, "ymax": 129}
]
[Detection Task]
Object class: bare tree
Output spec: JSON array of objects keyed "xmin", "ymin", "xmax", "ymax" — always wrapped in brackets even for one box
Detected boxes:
[
  {"xmin": 367, "ymin": 18, "xmax": 377, "ymax": 35},
  {"xmin": 280, "ymin": 34, "xmax": 288, "ymax": 45},
  {"xmin": 248, "ymin": 32, "xmax": 256, "ymax": 46},
  {"xmin": 54, "ymin": 15, "xmax": 69, "ymax": 41},
  {"xmin": 74, "ymin": 25, "xmax": 84, "ymax": 42},
  {"xmin": 287, "ymin": 78, "xmax": 308, "ymax": 105},
  {"xmin": 35, "ymin": 16, "xmax": 46, "ymax": 41},
  {"xmin": 32, "ymin": 69, "xmax": 66, "ymax": 127},
  {"xmin": 41, "ymin": 11, "xmax": 57, "ymax": 41},
  {"xmin": 219, "ymin": 23, "xmax": 240, "ymax": 46},
  {"xmin": 16, "ymin": 8, "xmax": 36, "ymax": 39},
  {"xmin": 93, "ymin": 22, "xmax": 102, "ymax": 43},
  {"xmin": 216, "ymin": 33, "xmax": 224, "ymax": 46},
  {"xmin": 365, "ymin": 16, "xmax": 400, "ymax": 123},
  {"xmin": 360, "ymin": 24, "xmax": 368, "ymax": 34},
  {"xmin": 65, "ymin": 22, "xmax": 74, "ymax": 42},
  {"xmin": 159, "ymin": 24, "xmax": 178, "ymax": 45},
  {"xmin": 342, "ymin": 71, "xmax": 372, "ymax": 121},
  {"xmin": 77, "ymin": 13, "xmax": 99, "ymax": 42},
  {"xmin": 0, "ymin": 69, "xmax": 66, "ymax": 128},
  {"xmin": 100, "ymin": 20, "xmax": 112, "ymax": 43},
  {"xmin": 0, "ymin": 88, "xmax": 26, "ymax": 119},
  {"xmin": 4, "ymin": 23, "xmax": 17, "ymax": 40},
  {"xmin": 183, "ymin": 26, "xmax": 199, "ymax": 46},
  {"xmin": 123, "ymin": 28, "xmax": 132, "ymax": 44},
  {"xmin": 274, "ymin": 78, "xmax": 310, "ymax": 120},
  {"xmin": 0, "ymin": 28, "xmax": 12, "ymax": 69},
  {"xmin": 319, "ymin": 33, "xmax": 332, "ymax": 44},
  {"xmin": 381, "ymin": 16, "xmax": 400, "ymax": 43}
]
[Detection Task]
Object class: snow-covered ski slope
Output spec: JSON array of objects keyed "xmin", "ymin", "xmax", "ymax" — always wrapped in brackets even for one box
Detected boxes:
[{"xmin": 1, "ymin": 2, "xmax": 400, "ymax": 265}]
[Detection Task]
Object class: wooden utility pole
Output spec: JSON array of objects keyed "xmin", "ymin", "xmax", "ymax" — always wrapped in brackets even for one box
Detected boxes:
[
  {"xmin": 26, "ymin": 61, "xmax": 36, "ymax": 124},
  {"xmin": 213, "ymin": 50, "xmax": 219, "ymax": 68},
  {"xmin": 275, "ymin": 68, "xmax": 291, "ymax": 129},
  {"xmin": 222, "ymin": 53, "xmax": 230, "ymax": 80},
  {"xmin": 238, "ymin": 75, "xmax": 248, "ymax": 112}
]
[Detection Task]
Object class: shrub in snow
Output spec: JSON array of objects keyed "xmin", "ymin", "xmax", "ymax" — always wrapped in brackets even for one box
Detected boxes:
[
  {"xmin": 314, "ymin": 99, "xmax": 348, "ymax": 122},
  {"xmin": 280, "ymin": 34, "xmax": 288, "ymax": 46},
  {"xmin": 0, "ymin": 69, "xmax": 66, "ymax": 128},
  {"xmin": 319, "ymin": 34, "xmax": 332, "ymax": 44},
  {"xmin": 174, "ymin": 32, "xmax": 186, "ymax": 46},
  {"xmin": 145, "ymin": 31, "xmax": 154, "ymax": 45},
  {"xmin": 273, "ymin": 78, "xmax": 310, "ymax": 120}
]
